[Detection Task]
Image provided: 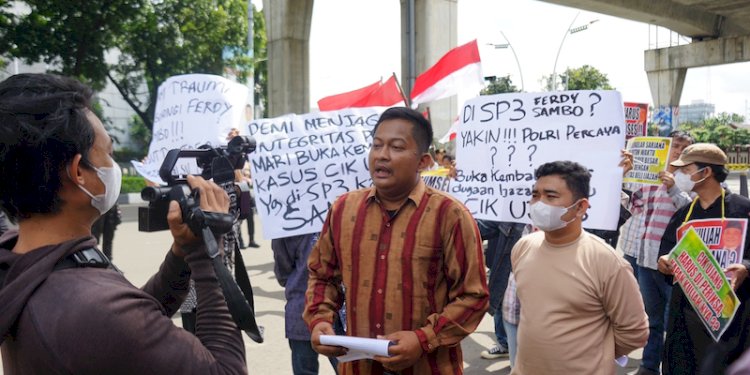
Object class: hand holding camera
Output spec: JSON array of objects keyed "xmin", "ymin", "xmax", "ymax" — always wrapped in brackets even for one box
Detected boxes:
[{"xmin": 169, "ymin": 175, "xmax": 230, "ymax": 257}]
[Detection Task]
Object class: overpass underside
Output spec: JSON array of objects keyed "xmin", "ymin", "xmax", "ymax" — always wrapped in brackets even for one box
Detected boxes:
[{"xmin": 539, "ymin": 0, "xmax": 750, "ymax": 115}]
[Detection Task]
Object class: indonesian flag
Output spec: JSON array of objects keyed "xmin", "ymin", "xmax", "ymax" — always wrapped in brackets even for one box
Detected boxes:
[
  {"xmin": 317, "ymin": 76, "xmax": 405, "ymax": 111},
  {"xmin": 410, "ymin": 39, "xmax": 483, "ymax": 107},
  {"xmin": 360, "ymin": 76, "xmax": 405, "ymax": 108},
  {"xmin": 438, "ymin": 116, "xmax": 461, "ymax": 143}
]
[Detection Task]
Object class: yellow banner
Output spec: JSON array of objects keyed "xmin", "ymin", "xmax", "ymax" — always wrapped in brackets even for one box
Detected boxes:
[
  {"xmin": 421, "ymin": 168, "xmax": 450, "ymax": 177},
  {"xmin": 623, "ymin": 136, "xmax": 672, "ymax": 185}
]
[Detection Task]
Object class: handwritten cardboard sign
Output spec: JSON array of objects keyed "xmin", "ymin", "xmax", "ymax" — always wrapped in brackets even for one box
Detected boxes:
[
  {"xmin": 669, "ymin": 227, "xmax": 740, "ymax": 341},
  {"xmin": 247, "ymin": 107, "xmax": 385, "ymax": 239},
  {"xmin": 677, "ymin": 218, "xmax": 747, "ymax": 272},
  {"xmin": 623, "ymin": 136, "xmax": 672, "ymax": 185},
  {"xmin": 451, "ymin": 90, "xmax": 626, "ymax": 230},
  {"xmin": 132, "ymin": 74, "xmax": 250, "ymax": 184}
]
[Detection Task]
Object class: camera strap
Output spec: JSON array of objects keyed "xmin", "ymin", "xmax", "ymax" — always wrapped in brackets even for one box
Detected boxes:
[
  {"xmin": 201, "ymin": 226, "xmax": 264, "ymax": 343},
  {"xmin": 54, "ymin": 247, "xmax": 112, "ymax": 270}
]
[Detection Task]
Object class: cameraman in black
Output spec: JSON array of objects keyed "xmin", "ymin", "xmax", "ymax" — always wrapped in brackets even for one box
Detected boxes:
[{"xmin": 0, "ymin": 74, "xmax": 246, "ymax": 374}]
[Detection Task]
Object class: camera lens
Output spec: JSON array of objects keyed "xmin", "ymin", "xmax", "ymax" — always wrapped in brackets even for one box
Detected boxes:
[{"xmin": 141, "ymin": 186, "xmax": 171, "ymax": 202}]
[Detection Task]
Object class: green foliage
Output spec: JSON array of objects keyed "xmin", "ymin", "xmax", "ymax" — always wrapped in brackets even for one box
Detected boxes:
[
  {"xmin": 0, "ymin": 0, "xmax": 143, "ymax": 90},
  {"xmin": 542, "ymin": 65, "xmax": 613, "ymax": 91},
  {"xmin": 113, "ymin": 147, "xmax": 146, "ymax": 164},
  {"xmin": 0, "ymin": 0, "xmax": 265, "ymax": 130},
  {"xmin": 120, "ymin": 175, "xmax": 147, "ymax": 194},
  {"xmin": 678, "ymin": 112, "xmax": 748, "ymax": 150},
  {"xmin": 109, "ymin": 0, "xmax": 252, "ymax": 130},
  {"xmin": 128, "ymin": 115, "xmax": 151, "ymax": 151},
  {"xmin": 90, "ymin": 99, "xmax": 122, "ymax": 144},
  {"xmin": 480, "ymin": 75, "xmax": 518, "ymax": 95},
  {"xmin": 0, "ymin": 1, "xmax": 12, "ymax": 43}
]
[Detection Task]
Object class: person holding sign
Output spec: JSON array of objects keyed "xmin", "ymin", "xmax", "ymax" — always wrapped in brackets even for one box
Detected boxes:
[
  {"xmin": 511, "ymin": 161, "xmax": 648, "ymax": 375},
  {"xmin": 304, "ymin": 107, "xmax": 489, "ymax": 374},
  {"xmin": 657, "ymin": 143, "xmax": 750, "ymax": 374},
  {"xmin": 618, "ymin": 130, "xmax": 694, "ymax": 375},
  {"xmin": 0, "ymin": 74, "xmax": 246, "ymax": 374}
]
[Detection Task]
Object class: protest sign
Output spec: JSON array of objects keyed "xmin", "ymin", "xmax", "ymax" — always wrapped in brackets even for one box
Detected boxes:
[
  {"xmin": 452, "ymin": 91, "xmax": 626, "ymax": 230},
  {"xmin": 623, "ymin": 136, "xmax": 672, "ymax": 185},
  {"xmin": 247, "ymin": 107, "xmax": 384, "ymax": 239},
  {"xmin": 677, "ymin": 218, "xmax": 747, "ymax": 272},
  {"xmin": 624, "ymin": 102, "xmax": 648, "ymax": 139},
  {"xmin": 132, "ymin": 74, "xmax": 250, "ymax": 184},
  {"xmin": 669, "ymin": 227, "xmax": 740, "ymax": 341},
  {"xmin": 422, "ymin": 168, "xmax": 452, "ymax": 192}
]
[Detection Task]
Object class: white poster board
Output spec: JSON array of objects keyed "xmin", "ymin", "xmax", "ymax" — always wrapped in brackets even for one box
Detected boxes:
[
  {"xmin": 247, "ymin": 107, "xmax": 385, "ymax": 239},
  {"xmin": 452, "ymin": 91, "xmax": 626, "ymax": 230},
  {"xmin": 132, "ymin": 74, "xmax": 250, "ymax": 184}
]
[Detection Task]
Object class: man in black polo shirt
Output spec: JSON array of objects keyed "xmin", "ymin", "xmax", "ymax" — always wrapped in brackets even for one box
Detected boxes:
[{"xmin": 657, "ymin": 143, "xmax": 750, "ymax": 374}]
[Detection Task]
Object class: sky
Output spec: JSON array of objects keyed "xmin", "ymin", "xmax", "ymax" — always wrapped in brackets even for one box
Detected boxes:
[{"xmin": 255, "ymin": 0, "xmax": 750, "ymax": 121}]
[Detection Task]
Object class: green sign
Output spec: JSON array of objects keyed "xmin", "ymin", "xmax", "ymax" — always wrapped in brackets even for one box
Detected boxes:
[{"xmin": 669, "ymin": 227, "xmax": 741, "ymax": 341}]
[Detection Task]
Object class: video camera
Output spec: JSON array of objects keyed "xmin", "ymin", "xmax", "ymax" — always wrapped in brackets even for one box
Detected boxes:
[
  {"xmin": 138, "ymin": 136, "xmax": 256, "ymax": 234},
  {"xmin": 136, "ymin": 135, "xmax": 264, "ymax": 343}
]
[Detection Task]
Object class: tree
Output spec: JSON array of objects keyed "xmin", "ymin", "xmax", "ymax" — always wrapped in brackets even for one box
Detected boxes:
[
  {"xmin": 480, "ymin": 75, "xmax": 518, "ymax": 95},
  {"xmin": 541, "ymin": 65, "xmax": 613, "ymax": 91},
  {"xmin": 108, "ymin": 0, "xmax": 252, "ymax": 130},
  {"xmin": 0, "ymin": 0, "xmax": 264, "ymax": 131},
  {"xmin": 678, "ymin": 112, "xmax": 749, "ymax": 150},
  {"xmin": 1, "ymin": 0, "xmax": 142, "ymax": 90}
]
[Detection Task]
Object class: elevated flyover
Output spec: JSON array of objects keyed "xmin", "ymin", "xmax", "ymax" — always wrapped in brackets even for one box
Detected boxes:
[{"xmin": 539, "ymin": 0, "xmax": 750, "ymax": 115}]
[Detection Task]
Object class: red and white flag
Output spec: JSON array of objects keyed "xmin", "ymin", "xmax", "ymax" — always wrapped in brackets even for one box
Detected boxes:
[
  {"xmin": 317, "ymin": 76, "xmax": 405, "ymax": 111},
  {"xmin": 410, "ymin": 39, "xmax": 483, "ymax": 107},
  {"xmin": 317, "ymin": 80, "xmax": 381, "ymax": 111},
  {"xmin": 438, "ymin": 116, "xmax": 461, "ymax": 143},
  {"xmin": 359, "ymin": 76, "xmax": 405, "ymax": 108}
]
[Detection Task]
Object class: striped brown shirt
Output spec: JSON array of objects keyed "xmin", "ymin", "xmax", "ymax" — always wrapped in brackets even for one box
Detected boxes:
[{"xmin": 304, "ymin": 180, "xmax": 489, "ymax": 375}]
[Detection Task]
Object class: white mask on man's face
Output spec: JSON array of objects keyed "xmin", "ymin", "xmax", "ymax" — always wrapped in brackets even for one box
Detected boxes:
[
  {"xmin": 529, "ymin": 200, "xmax": 580, "ymax": 232},
  {"xmin": 674, "ymin": 168, "xmax": 706, "ymax": 193},
  {"xmin": 73, "ymin": 157, "xmax": 123, "ymax": 215}
]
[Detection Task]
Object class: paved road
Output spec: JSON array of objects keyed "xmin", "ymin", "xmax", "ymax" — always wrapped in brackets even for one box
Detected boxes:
[{"xmin": 0, "ymin": 215, "xmax": 644, "ymax": 374}]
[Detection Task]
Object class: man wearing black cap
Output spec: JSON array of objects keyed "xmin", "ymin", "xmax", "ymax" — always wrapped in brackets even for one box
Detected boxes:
[{"xmin": 657, "ymin": 143, "xmax": 750, "ymax": 374}]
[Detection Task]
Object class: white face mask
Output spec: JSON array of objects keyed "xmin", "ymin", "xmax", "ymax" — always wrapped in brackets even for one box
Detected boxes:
[
  {"xmin": 529, "ymin": 200, "xmax": 580, "ymax": 232},
  {"xmin": 674, "ymin": 168, "xmax": 706, "ymax": 193},
  {"xmin": 75, "ymin": 158, "xmax": 123, "ymax": 215}
]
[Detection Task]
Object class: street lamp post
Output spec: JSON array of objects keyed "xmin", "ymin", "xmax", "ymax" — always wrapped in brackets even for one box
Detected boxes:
[
  {"xmin": 551, "ymin": 13, "xmax": 598, "ymax": 91},
  {"xmin": 488, "ymin": 31, "xmax": 524, "ymax": 91}
]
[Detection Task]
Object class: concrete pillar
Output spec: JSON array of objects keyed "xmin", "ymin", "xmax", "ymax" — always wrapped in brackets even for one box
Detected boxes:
[
  {"xmin": 645, "ymin": 67, "xmax": 687, "ymax": 110},
  {"xmin": 401, "ymin": 0, "xmax": 458, "ymax": 140},
  {"xmin": 263, "ymin": 0, "xmax": 314, "ymax": 117},
  {"xmin": 645, "ymin": 36, "xmax": 750, "ymax": 130}
]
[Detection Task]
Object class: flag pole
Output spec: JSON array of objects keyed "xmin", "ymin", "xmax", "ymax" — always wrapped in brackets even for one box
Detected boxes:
[
  {"xmin": 426, "ymin": 106, "xmax": 432, "ymax": 122},
  {"xmin": 392, "ymin": 72, "xmax": 411, "ymax": 107}
]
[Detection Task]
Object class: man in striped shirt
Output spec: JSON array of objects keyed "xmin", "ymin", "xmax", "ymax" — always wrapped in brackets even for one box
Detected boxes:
[
  {"xmin": 618, "ymin": 130, "xmax": 693, "ymax": 375},
  {"xmin": 304, "ymin": 107, "xmax": 489, "ymax": 374}
]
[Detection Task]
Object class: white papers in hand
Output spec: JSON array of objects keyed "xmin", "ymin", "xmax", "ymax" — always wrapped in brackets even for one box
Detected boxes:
[
  {"xmin": 615, "ymin": 355, "xmax": 628, "ymax": 367},
  {"xmin": 319, "ymin": 335, "xmax": 393, "ymax": 363}
]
